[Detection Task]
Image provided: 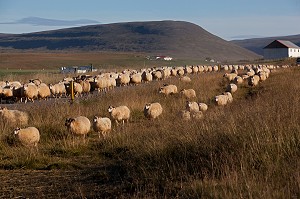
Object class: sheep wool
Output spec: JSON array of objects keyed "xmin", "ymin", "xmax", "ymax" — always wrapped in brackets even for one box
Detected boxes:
[
  {"xmin": 93, "ymin": 116, "xmax": 112, "ymax": 138},
  {"xmin": 0, "ymin": 107, "xmax": 29, "ymax": 126},
  {"xmin": 186, "ymin": 101, "xmax": 199, "ymax": 112},
  {"xmin": 108, "ymin": 105, "xmax": 131, "ymax": 125},
  {"xmin": 144, "ymin": 102, "xmax": 163, "ymax": 119},
  {"xmin": 65, "ymin": 116, "xmax": 91, "ymax": 137},
  {"xmin": 198, "ymin": 103, "xmax": 208, "ymax": 112},
  {"xmin": 180, "ymin": 89, "xmax": 196, "ymax": 99},
  {"xmin": 14, "ymin": 127, "xmax": 40, "ymax": 147},
  {"xmin": 159, "ymin": 84, "xmax": 178, "ymax": 95}
]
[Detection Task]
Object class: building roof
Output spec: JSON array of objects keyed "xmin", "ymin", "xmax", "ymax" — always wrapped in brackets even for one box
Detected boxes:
[{"xmin": 264, "ymin": 40, "xmax": 300, "ymax": 49}]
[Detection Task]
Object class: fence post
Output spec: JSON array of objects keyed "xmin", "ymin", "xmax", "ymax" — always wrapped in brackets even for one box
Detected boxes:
[{"xmin": 70, "ymin": 80, "xmax": 75, "ymax": 102}]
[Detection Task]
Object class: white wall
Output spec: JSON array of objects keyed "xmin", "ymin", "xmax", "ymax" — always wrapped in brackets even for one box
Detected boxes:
[{"xmin": 288, "ymin": 48, "xmax": 300, "ymax": 58}]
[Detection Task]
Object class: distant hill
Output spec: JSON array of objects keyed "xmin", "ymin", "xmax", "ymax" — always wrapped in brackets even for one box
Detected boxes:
[
  {"xmin": 231, "ymin": 34, "xmax": 300, "ymax": 56},
  {"xmin": 0, "ymin": 20, "xmax": 260, "ymax": 61}
]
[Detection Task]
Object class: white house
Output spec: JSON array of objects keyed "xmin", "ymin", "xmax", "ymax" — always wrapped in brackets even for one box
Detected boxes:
[{"xmin": 263, "ymin": 40, "xmax": 300, "ymax": 59}]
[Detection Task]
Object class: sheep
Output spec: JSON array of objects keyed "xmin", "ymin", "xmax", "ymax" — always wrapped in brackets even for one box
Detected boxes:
[
  {"xmin": 192, "ymin": 65, "xmax": 199, "ymax": 73},
  {"xmin": 223, "ymin": 73, "xmax": 237, "ymax": 82},
  {"xmin": 186, "ymin": 101, "xmax": 199, "ymax": 112},
  {"xmin": 213, "ymin": 65, "xmax": 219, "ymax": 71},
  {"xmin": 77, "ymin": 79, "xmax": 91, "ymax": 95},
  {"xmin": 179, "ymin": 76, "xmax": 191, "ymax": 83},
  {"xmin": 23, "ymin": 83, "xmax": 38, "ymax": 103},
  {"xmin": 152, "ymin": 70, "xmax": 163, "ymax": 81},
  {"xmin": 159, "ymin": 84, "xmax": 178, "ymax": 95},
  {"xmin": 214, "ymin": 95, "xmax": 228, "ymax": 106},
  {"xmin": 117, "ymin": 73, "xmax": 130, "ymax": 86},
  {"xmin": 6, "ymin": 81, "xmax": 22, "ymax": 88},
  {"xmin": 233, "ymin": 76, "xmax": 243, "ymax": 85},
  {"xmin": 226, "ymin": 83, "xmax": 238, "ymax": 93},
  {"xmin": 29, "ymin": 79, "xmax": 42, "ymax": 86},
  {"xmin": 92, "ymin": 77, "xmax": 109, "ymax": 92},
  {"xmin": 108, "ymin": 105, "xmax": 131, "ymax": 125},
  {"xmin": 246, "ymin": 69, "xmax": 255, "ymax": 77},
  {"xmin": 0, "ymin": 107, "xmax": 29, "ymax": 126},
  {"xmin": 37, "ymin": 83, "xmax": 51, "ymax": 100},
  {"xmin": 248, "ymin": 75, "xmax": 260, "ymax": 86},
  {"xmin": 177, "ymin": 68, "xmax": 185, "ymax": 76},
  {"xmin": 198, "ymin": 103, "xmax": 208, "ymax": 112},
  {"xmin": 93, "ymin": 116, "xmax": 112, "ymax": 138},
  {"xmin": 223, "ymin": 92, "xmax": 233, "ymax": 103},
  {"xmin": 65, "ymin": 116, "xmax": 91, "ymax": 138},
  {"xmin": 130, "ymin": 73, "xmax": 142, "ymax": 85},
  {"xmin": 180, "ymin": 89, "xmax": 196, "ymax": 99},
  {"xmin": 14, "ymin": 127, "xmax": 40, "ymax": 147},
  {"xmin": 141, "ymin": 71, "xmax": 153, "ymax": 83},
  {"xmin": 64, "ymin": 82, "xmax": 83, "ymax": 97},
  {"xmin": 49, "ymin": 82, "xmax": 66, "ymax": 98},
  {"xmin": 144, "ymin": 102, "xmax": 163, "ymax": 119}
]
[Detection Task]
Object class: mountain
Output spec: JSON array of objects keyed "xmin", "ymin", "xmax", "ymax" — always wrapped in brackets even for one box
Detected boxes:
[
  {"xmin": 231, "ymin": 34, "xmax": 300, "ymax": 56},
  {"xmin": 0, "ymin": 20, "xmax": 260, "ymax": 61}
]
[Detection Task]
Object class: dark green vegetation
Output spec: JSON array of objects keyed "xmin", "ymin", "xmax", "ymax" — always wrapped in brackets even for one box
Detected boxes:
[
  {"xmin": 0, "ymin": 66, "xmax": 299, "ymax": 198},
  {"xmin": 232, "ymin": 34, "xmax": 300, "ymax": 55},
  {"xmin": 0, "ymin": 20, "xmax": 260, "ymax": 61}
]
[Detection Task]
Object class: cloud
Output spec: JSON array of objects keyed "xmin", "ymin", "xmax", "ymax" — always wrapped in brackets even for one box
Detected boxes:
[{"xmin": 0, "ymin": 17, "xmax": 100, "ymax": 26}]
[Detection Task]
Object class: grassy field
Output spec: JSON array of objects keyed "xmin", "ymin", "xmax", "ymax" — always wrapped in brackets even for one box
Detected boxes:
[
  {"xmin": 0, "ymin": 52, "xmax": 208, "ymax": 71},
  {"xmin": 0, "ymin": 64, "xmax": 299, "ymax": 198}
]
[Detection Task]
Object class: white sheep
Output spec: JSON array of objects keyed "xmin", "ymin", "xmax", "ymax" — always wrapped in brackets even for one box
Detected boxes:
[
  {"xmin": 223, "ymin": 92, "xmax": 233, "ymax": 103},
  {"xmin": 152, "ymin": 70, "xmax": 163, "ymax": 81},
  {"xmin": 223, "ymin": 73, "xmax": 237, "ymax": 82},
  {"xmin": 248, "ymin": 75, "xmax": 260, "ymax": 86},
  {"xmin": 38, "ymin": 83, "xmax": 51, "ymax": 100},
  {"xmin": 23, "ymin": 83, "xmax": 38, "ymax": 103},
  {"xmin": 130, "ymin": 73, "xmax": 142, "ymax": 85},
  {"xmin": 108, "ymin": 105, "xmax": 131, "ymax": 125},
  {"xmin": 144, "ymin": 102, "xmax": 163, "ymax": 119},
  {"xmin": 226, "ymin": 83, "xmax": 238, "ymax": 93},
  {"xmin": 14, "ymin": 127, "xmax": 40, "ymax": 147},
  {"xmin": 180, "ymin": 89, "xmax": 196, "ymax": 99},
  {"xmin": 141, "ymin": 71, "xmax": 153, "ymax": 83},
  {"xmin": 159, "ymin": 84, "xmax": 178, "ymax": 95},
  {"xmin": 0, "ymin": 107, "xmax": 29, "ymax": 126},
  {"xmin": 117, "ymin": 73, "xmax": 130, "ymax": 86},
  {"xmin": 93, "ymin": 116, "xmax": 112, "ymax": 138},
  {"xmin": 179, "ymin": 76, "xmax": 191, "ymax": 82},
  {"xmin": 49, "ymin": 82, "xmax": 66, "ymax": 98},
  {"xmin": 65, "ymin": 116, "xmax": 91, "ymax": 138},
  {"xmin": 233, "ymin": 76, "xmax": 243, "ymax": 85},
  {"xmin": 198, "ymin": 103, "xmax": 208, "ymax": 112},
  {"xmin": 215, "ymin": 95, "xmax": 228, "ymax": 106},
  {"xmin": 186, "ymin": 101, "xmax": 199, "ymax": 112}
]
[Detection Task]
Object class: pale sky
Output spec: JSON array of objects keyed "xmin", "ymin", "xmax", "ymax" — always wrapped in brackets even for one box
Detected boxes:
[{"xmin": 0, "ymin": 0, "xmax": 299, "ymax": 40}]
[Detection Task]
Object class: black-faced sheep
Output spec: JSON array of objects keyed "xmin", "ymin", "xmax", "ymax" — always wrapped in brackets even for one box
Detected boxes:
[
  {"xmin": 14, "ymin": 127, "xmax": 40, "ymax": 147},
  {"xmin": 144, "ymin": 102, "xmax": 163, "ymax": 119},
  {"xmin": 65, "ymin": 116, "xmax": 91, "ymax": 138}
]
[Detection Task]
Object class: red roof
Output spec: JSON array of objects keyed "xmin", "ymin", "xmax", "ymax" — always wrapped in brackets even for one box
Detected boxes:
[{"xmin": 264, "ymin": 40, "xmax": 300, "ymax": 49}]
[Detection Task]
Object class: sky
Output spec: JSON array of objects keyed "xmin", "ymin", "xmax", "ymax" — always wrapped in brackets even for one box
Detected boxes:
[{"xmin": 0, "ymin": 0, "xmax": 299, "ymax": 40}]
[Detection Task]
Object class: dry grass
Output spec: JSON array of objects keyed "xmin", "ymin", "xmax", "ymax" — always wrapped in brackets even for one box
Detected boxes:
[{"xmin": 0, "ymin": 67, "xmax": 299, "ymax": 198}]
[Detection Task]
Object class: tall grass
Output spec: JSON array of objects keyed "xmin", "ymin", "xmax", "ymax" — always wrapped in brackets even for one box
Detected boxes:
[{"xmin": 0, "ymin": 67, "xmax": 299, "ymax": 198}]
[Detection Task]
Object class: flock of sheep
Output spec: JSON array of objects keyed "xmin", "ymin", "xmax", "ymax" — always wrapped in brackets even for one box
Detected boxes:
[{"xmin": 0, "ymin": 63, "xmax": 287, "ymax": 148}]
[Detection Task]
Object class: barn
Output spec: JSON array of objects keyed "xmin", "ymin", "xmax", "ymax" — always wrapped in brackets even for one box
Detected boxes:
[{"xmin": 263, "ymin": 40, "xmax": 300, "ymax": 60}]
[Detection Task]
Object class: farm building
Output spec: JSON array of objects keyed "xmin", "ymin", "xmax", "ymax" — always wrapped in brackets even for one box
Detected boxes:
[
  {"xmin": 263, "ymin": 40, "xmax": 300, "ymax": 59},
  {"xmin": 61, "ymin": 65, "xmax": 97, "ymax": 74}
]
